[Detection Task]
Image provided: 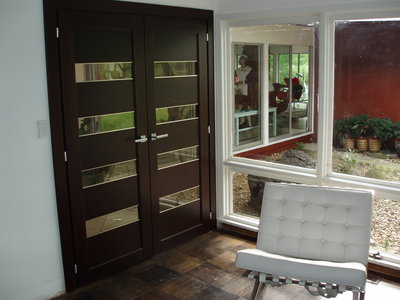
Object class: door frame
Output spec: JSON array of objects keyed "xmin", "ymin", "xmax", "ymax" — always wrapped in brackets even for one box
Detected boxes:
[{"xmin": 43, "ymin": 0, "xmax": 215, "ymax": 292}]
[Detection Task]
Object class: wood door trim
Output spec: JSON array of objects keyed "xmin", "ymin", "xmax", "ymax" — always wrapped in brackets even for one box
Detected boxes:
[{"xmin": 43, "ymin": 0, "xmax": 214, "ymax": 292}]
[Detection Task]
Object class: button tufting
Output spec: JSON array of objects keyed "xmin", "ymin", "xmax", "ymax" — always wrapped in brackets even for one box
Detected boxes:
[
  {"xmin": 344, "ymin": 224, "xmax": 349, "ymax": 228},
  {"xmin": 346, "ymin": 205, "xmax": 351, "ymax": 210},
  {"xmin": 299, "ymin": 235, "xmax": 303, "ymax": 240},
  {"xmin": 278, "ymin": 234, "xmax": 283, "ymax": 239},
  {"xmin": 303, "ymin": 202, "xmax": 307, "ymax": 206},
  {"xmin": 279, "ymin": 216, "xmax": 284, "ymax": 221},
  {"xmin": 300, "ymin": 219, "xmax": 305, "ymax": 223},
  {"xmin": 321, "ymin": 239, "xmax": 325, "ymax": 244},
  {"xmin": 324, "ymin": 203, "xmax": 328, "ymax": 208},
  {"xmin": 344, "ymin": 242, "xmax": 348, "ymax": 247},
  {"xmin": 322, "ymin": 221, "xmax": 327, "ymax": 225}
]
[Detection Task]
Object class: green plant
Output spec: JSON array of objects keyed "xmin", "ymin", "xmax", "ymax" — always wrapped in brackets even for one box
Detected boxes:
[
  {"xmin": 351, "ymin": 114, "xmax": 369, "ymax": 137},
  {"xmin": 334, "ymin": 118, "xmax": 356, "ymax": 140},
  {"xmin": 367, "ymin": 117, "xmax": 393, "ymax": 142},
  {"xmin": 384, "ymin": 238, "xmax": 390, "ymax": 249},
  {"xmin": 293, "ymin": 142, "xmax": 305, "ymax": 151},
  {"xmin": 391, "ymin": 121, "xmax": 400, "ymax": 139}
]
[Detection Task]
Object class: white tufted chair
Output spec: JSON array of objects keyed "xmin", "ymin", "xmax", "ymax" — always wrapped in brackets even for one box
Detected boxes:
[{"xmin": 236, "ymin": 183, "xmax": 373, "ymax": 300}]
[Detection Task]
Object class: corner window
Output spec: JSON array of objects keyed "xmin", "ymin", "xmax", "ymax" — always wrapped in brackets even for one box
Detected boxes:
[{"xmin": 231, "ymin": 24, "xmax": 319, "ymax": 169}]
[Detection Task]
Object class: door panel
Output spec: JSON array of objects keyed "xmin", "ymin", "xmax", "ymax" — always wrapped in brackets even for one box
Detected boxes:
[
  {"xmin": 146, "ymin": 16, "xmax": 210, "ymax": 252},
  {"xmin": 59, "ymin": 11, "xmax": 152, "ymax": 284}
]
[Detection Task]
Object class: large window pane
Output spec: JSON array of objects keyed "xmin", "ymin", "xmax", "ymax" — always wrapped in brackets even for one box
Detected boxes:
[
  {"xmin": 333, "ymin": 20, "xmax": 400, "ymax": 184},
  {"xmin": 231, "ymin": 24, "xmax": 318, "ymax": 170}
]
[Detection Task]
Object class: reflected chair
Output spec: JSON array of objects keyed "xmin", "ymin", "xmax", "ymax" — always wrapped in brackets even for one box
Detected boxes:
[{"xmin": 236, "ymin": 183, "xmax": 373, "ymax": 300}]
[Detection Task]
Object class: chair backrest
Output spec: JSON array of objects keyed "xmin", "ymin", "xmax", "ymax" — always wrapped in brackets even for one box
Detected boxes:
[{"xmin": 257, "ymin": 183, "xmax": 373, "ymax": 265}]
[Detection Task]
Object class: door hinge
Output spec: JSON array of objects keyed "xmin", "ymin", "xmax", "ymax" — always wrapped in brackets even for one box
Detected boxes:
[
  {"xmin": 206, "ymin": 33, "xmax": 209, "ymax": 42},
  {"xmin": 56, "ymin": 27, "xmax": 60, "ymax": 38},
  {"xmin": 64, "ymin": 151, "xmax": 68, "ymax": 162},
  {"xmin": 74, "ymin": 264, "xmax": 78, "ymax": 274},
  {"xmin": 209, "ymin": 212, "xmax": 212, "ymax": 220}
]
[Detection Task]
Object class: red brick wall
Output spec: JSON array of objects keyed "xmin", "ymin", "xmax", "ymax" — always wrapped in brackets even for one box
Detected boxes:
[{"xmin": 334, "ymin": 21, "xmax": 400, "ymax": 122}]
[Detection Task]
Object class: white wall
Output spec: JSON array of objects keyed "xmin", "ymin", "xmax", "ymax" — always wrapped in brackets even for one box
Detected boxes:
[{"xmin": 0, "ymin": 0, "xmax": 64, "ymax": 300}]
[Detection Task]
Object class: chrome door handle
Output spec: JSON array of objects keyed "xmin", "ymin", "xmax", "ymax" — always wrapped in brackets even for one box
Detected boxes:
[
  {"xmin": 151, "ymin": 133, "xmax": 168, "ymax": 141},
  {"xmin": 135, "ymin": 135, "xmax": 148, "ymax": 143}
]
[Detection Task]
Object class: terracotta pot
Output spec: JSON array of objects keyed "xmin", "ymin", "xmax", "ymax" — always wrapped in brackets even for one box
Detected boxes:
[
  {"xmin": 344, "ymin": 137, "xmax": 355, "ymax": 150},
  {"xmin": 395, "ymin": 138, "xmax": 400, "ymax": 156},
  {"xmin": 356, "ymin": 137, "xmax": 368, "ymax": 152},
  {"xmin": 368, "ymin": 137, "xmax": 382, "ymax": 152}
]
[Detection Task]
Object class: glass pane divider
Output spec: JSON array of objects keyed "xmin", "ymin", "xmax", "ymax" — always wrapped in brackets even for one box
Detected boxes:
[
  {"xmin": 79, "ymin": 126, "xmax": 135, "ymax": 138},
  {"xmin": 159, "ymin": 198, "xmax": 200, "ymax": 214},
  {"xmin": 156, "ymin": 117, "xmax": 199, "ymax": 126},
  {"xmin": 76, "ymin": 78, "xmax": 134, "ymax": 84},
  {"xmin": 82, "ymin": 158, "xmax": 136, "ymax": 173},
  {"xmin": 155, "ymin": 75, "xmax": 198, "ymax": 79},
  {"xmin": 82, "ymin": 174, "xmax": 137, "ymax": 190},
  {"xmin": 158, "ymin": 158, "xmax": 200, "ymax": 171}
]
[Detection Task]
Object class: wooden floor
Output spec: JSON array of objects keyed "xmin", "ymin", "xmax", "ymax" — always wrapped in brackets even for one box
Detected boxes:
[{"xmin": 53, "ymin": 231, "xmax": 400, "ymax": 300}]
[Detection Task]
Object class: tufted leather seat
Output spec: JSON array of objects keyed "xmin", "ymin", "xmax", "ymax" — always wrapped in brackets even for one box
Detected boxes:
[{"xmin": 236, "ymin": 183, "xmax": 373, "ymax": 299}]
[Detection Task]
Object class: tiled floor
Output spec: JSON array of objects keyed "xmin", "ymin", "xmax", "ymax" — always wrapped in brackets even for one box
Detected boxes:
[{"xmin": 53, "ymin": 231, "xmax": 400, "ymax": 300}]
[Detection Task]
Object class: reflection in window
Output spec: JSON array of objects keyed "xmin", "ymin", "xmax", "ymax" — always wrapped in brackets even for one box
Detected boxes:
[
  {"xmin": 154, "ymin": 61, "xmax": 197, "ymax": 78},
  {"xmin": 233, "ymin": 43, "xmax": 262, "ymax": 147},
  {"xmin": 82, "ymin": 159, "xmax": 136, "ymax": 188},
  {"xmin": 86, "ymin": 206, "xmax": 139, "ymax": 237},
  {"xmin": 78, "ymin": 111, "xmax": 135, "ymax": 136},
  {"xmin": 156, "ymin": 104, "xmax": 198, "ymax": 125},
  {"xmin": 158, "ymin": 146, "xmax": 199, "ymax": 170},
  {"xmin": 75, "ymin": 62, "xmax": 133, "ymax": 82},
  {"xmin": 159, "ymin": 186, "xmax": 200, "ymax": 213}
]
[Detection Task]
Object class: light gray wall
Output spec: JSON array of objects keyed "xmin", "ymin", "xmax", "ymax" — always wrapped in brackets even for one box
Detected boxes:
[{"xmin": 0, "ymin": 0, "xmax": 64, "ymax": 299}]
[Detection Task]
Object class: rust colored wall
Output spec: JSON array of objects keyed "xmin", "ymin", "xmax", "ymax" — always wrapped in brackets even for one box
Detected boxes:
[{"xmin": 334, "ymin": 21, "xmax": 400, "ymax": 122}]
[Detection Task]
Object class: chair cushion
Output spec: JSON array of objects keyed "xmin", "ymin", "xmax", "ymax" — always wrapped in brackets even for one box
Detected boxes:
[
  {"xmin": 236, "ymin": 248, "xmax": 367, "ymax": 288},
  {"xmin": 257, "ymin": 183, "xmax": 373, "ymax": 265}
]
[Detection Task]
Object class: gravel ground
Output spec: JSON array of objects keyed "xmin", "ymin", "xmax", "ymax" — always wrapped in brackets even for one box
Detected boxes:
[{"xmin": 232, "ymin": 148, "xmax": 400, "ymax": 255}]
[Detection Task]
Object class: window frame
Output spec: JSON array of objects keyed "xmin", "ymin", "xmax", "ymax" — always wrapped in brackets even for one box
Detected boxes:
[{"xmin": 215, "ymin": 6, "xmax": 400, "ymax": 268}]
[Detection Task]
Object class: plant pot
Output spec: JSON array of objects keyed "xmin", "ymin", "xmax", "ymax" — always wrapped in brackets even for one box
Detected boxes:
[
  {"xmin": 344, "ymin": 137, "xmax": 355, "ymax": 150},
  {"xmin": 356, "ymin": 137, "xmax": 368, "ymax": 152},
  {"xmin": 368, "ymin": 137, "xmax": 382, "ymax": 152},
  {"xmin": 395, "ymin": 138, "xmax": 400, "ymax": 157}
]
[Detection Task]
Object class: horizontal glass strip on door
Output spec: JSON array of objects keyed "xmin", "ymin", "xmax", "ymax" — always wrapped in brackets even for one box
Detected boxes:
[
  {"xmin": 75, "ymin": 62, "xmax": 133, "ymax": 82},
  {"xmin": 78, "ymin": 111, "xmax": 135, "ymax": 137},
  {"xmin": 158, "ymin": 145, "xmax": 199, "ymax": 170},
  {"xmin": 86, "ymin": 205, "xmax": 139, "ymax": 238},
  {"xmin": 154, "ymin": 61, "xmax": 197, "ymax": 78},
  {"xmin": 82, "ymin": 159, "xmax": 137, "ymax": 189},
  {"xmin": 156, "ymin": 104, "xmax": 198, "ymax": 125},
  {"xmin": 159, "ymin": 186, "xmax": 200, "ymax": 213}
]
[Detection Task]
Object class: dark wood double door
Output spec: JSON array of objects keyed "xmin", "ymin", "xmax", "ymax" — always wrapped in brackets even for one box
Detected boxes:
[{"xmin": 57, "ymin": 8, "xmax": 211, "ymax": 286}]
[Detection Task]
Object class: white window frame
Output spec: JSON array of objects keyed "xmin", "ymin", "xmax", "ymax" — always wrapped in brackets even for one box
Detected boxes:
[{"xmin": 215, "ymin": 4, "xmax": 400, "ymax": 268}]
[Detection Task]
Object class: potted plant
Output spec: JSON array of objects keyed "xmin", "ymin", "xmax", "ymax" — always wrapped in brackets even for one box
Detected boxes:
[
  {"xmin": 391, "ymin": 121, "xmax": 400, "ymax": 156},
  {"xmin": 367, "ymin": 117, "xmax": 393, "ymax": 152},
  {"xmin": 334, "ymin": 117, "xmax": 356, "ymax": 150},
  {"xmin": 351, "ymin": 114, "xmax": 369, "ymax": 152}
]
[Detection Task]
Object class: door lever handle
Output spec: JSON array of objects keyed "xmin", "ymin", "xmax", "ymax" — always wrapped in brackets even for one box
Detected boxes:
[
  {"xmin": 135, "ymin": 135, "xmax": 148, "ymax": 143},
  {"xmin": 151, "ymin": 133, "xmax": 169, "ymax": 141}
]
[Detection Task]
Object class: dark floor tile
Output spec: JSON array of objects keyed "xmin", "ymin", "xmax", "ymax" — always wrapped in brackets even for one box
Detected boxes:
[
  {"xmin": 188, "ymin": 285, "xmax": 239, "ymax": 300},
  {"xmin": 160, "ymin": 251, "xmax": 203, "ymax": 275},
  {"xmin": 134, "ymin": 264, "xmax": 181, "ymax": 286},
  {"xmin": 188, "ymin": 262, "xmax": 229, "ymax": 285},
  {"xmin": 212, "ymin": 272, "xmax": 254, "ymax": 296},
  {"xmin": 159, "ymin": 275, "xmax": 208, "ymax": 299},
  {"xmin": 133, "ymin": 288, "xmax": 181, "ymax": 300}
]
